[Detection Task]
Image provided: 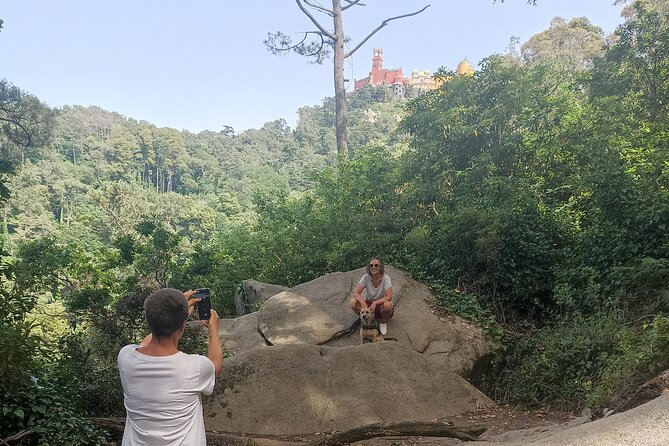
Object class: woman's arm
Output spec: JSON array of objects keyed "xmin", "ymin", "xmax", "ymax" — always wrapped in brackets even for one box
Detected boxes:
[
  {"xmin": 370, "ymin": 287, "xmax": 392, "ymax": 308},
  {"xmin": 353, "ymin": 283, "xmax": 368, "ymax": 307}
]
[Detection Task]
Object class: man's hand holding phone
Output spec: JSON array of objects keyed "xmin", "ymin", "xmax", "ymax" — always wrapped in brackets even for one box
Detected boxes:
[
  {"xmin": 191, "ymin": 288, "xmax": 219, "ymax": 330},
  {"xmin": 190, "ymin": 287, "xmax": 223, "ymax": 376},
  {"xmin": 193, "ymin": 288, "xmax": 211, "ymax": 320}
]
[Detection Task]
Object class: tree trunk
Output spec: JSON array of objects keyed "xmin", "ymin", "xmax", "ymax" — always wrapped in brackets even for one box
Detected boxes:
[
  {"xmin": 310, "ymin": 420, "xmax": 487, "ymax": 446},
  {"xmin": 332, "ymin": 0, "xmax": 348, "ymax": 158},
  {"xmin": 1, "ymin": 430, "xmax": 35, "ymax": 445}
]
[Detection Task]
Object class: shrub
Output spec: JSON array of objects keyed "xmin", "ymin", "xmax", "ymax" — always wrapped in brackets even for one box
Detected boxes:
[
  {"xmin": 588, "ymin": 314, "xmax": 669, "ymax": 410},
  {"xmin": 434, "ymin": 286, "xmax": 501, "ymax": 340},
  {"xmin": 500, "ymin": 313, "xmax": 669, "ymax": 410},
  {"xmin": 1, "ymin": 378, "xmax": 107, "ymax": 446}
]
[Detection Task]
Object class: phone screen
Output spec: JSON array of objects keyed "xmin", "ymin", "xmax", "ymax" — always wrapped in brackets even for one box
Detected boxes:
[{"xmin": 194, "ymin": 288, "xmax": 211, "ymax": 320}]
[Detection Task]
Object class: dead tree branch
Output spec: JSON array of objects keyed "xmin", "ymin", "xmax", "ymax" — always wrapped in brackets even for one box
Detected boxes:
[
  {"xmin": 344, "ymin": 5, "xmax": 431, "ymax": 58},
  {"xmin": 296, "ymin": 0, "xmax": 336, "ymax": 40},
  {"xmin": 310, "ymin": 420, "xmax": 487, "ymax": 446},
  {"xmin": 303, "ymin": 0, "xmax": 335, "ymax": 16},
  {"xmin": 1, "ymin": 430, "xmax": 36, "ymax": 445},
  {"xmin": 342, "ymin": 0, "xmax": 366, "ymax": 11},
  {"xmin": 91, "ymin": 417, "xmax": 486, "ymax": 446}
]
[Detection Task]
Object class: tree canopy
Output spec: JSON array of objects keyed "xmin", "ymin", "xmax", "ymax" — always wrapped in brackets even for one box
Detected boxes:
[{"xmin": 3, "ymin": 2, "xmax": 669, "ymax": 442}]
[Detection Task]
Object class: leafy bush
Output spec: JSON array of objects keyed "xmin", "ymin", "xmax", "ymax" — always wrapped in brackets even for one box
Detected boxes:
[
  {"xmin": 434, "ymin": 286, "xmax": 501, "ymax": 341},
  {"xmin": 501, "ymin": 313, "xmax": 669, "ymax": 410},
  {"xmin": 0, "ymin": 319, "xmax": 40, "ymax": 394},
  {"xmin": 588, "ymin": 314, "xmax": 669, "ymax": 410},
  {"xmin": 501, "ymin": 316, "xmax": 622, "ymax": 409},
  {"xmin": 52, "ymin": 331, "xmax": 126, "ymax": 418},
  {"xmin": 1, "ymin": 378, "xmax": 107, "ymax": 446}
]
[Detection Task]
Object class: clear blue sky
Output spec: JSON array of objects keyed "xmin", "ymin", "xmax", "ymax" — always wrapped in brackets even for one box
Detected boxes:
[{"xmin": 0, "ymin": 1, "xmax": 625, "ymax": 133}]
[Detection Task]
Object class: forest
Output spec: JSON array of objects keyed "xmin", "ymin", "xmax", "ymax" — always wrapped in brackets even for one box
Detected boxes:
[{"xmin": 2, "ymin": 1, "xmax": 669, "ymax": 444}]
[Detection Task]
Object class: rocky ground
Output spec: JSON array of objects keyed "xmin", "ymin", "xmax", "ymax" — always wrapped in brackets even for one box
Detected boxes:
[{"xmin": 344, "ymin": 393, "xmax": 669, "ymax": 446}]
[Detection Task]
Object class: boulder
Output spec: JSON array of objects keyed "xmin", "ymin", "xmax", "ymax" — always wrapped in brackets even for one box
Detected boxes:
[
  {"xmin": 234, "ymin": 280, "xmax": 288, "ymax": 316},
  {"xmin": 252, "ymin": 266, "xmax": 497, "ymax": 376},
  {"xmin": 217, "ymin": 313, "xmax": 267, "ymax": 356},
  {"xmin": 207, "ymin": 266, "xmax": 500, "ymax": 436},
  {"xmin": 256, "ymin": 270, "xmax": 359, "ymax": 346},
  {"xmin": 203, "ymin": 342, "xmax": 494, "ymax": 436}
]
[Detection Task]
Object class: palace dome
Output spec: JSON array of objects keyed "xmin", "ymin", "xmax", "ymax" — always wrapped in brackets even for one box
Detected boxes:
[{"xmin": 456, "ymin": 58, "xmax": 475, "ymax": 76}]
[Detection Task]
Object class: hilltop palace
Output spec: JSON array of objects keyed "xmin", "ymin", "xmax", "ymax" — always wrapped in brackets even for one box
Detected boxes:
[{"xmin": 354, "ymin": 48, "xmax": 475, "ymax": 98}]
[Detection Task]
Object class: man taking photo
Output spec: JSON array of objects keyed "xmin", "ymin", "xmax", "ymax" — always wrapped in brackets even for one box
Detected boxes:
[{"xmin": 117, "ymin": 288, "xmax": 223, "ymax": 446}]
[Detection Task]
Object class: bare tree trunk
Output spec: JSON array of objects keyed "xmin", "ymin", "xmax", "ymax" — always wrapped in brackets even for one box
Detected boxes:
[
  {"xmin": 332, "ymin": 0, "xmax": 348, "ymax": 158},
  {"xmin": 1, "ymin": 429, "xmax": 35, "ymax": 445},
  {"xmin": 311, "ymin": 420, "xmax": 487, "ymax": 446},
  {"xmin": 266, "ymin": 1, "xmax": 428, "ymax": 159}
]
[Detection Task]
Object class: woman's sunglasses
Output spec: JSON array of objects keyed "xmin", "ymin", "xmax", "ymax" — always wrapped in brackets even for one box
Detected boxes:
[{"xmin": 369, "ymin": 263, "xmax": 380, "ymax": 268}]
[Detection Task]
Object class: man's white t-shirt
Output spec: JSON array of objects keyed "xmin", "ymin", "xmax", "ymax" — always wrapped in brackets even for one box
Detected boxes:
[{"xmin": 118, "ymin": 344, "xmax": 216, "ymax": 446}]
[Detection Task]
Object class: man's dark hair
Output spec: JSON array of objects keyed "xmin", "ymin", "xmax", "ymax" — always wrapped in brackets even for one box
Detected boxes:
[{"xmin": 144, "ymin": 288, "xmax": 188, "ymax": 338}]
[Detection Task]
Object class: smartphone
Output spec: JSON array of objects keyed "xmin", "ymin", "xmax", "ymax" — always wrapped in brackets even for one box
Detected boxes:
[{"xmin": 194, "ymin": 288, "xmax": 211, "ymax": 320}]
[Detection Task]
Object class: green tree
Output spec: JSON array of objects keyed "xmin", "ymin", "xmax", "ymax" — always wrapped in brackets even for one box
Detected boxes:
[
  {"xmin": 107, "ymin": 122, "xmax": 140, "ymax": 179},
  {"xmin": 0, "ymin": 80, "xmax": 54, "ymax": 160},
  {"xmin": 127, "ymin": 120, "xmax": 156, "ymax": 185},
  {"xmin": 153, "ymin": 127, "xmax": 189, "ymax": 193},
  {"xmin": 594, "ymin": 0, "xmax": 669, "ymax": 122},
  {"xmin": 521, "ymin": 17, "xmax": 606, "ymax": 71},
  {"xmin": 0, "ymin": 81, "xmax": 54, "ymax": 201},
  {"xmin": 265, "ymin": 1, "xmax": 429, "ymax": 158}
]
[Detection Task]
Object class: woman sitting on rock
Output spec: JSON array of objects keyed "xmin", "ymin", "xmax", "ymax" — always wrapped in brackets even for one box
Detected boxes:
[{"xmin": 350, "ymin": 257, "xmax": 394, "ymax": 335}]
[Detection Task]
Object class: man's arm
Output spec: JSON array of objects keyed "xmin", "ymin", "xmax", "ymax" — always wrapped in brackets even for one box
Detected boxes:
[{"xmin": 206, "ymin": 309, "xmax": 223, "ymax": 376}]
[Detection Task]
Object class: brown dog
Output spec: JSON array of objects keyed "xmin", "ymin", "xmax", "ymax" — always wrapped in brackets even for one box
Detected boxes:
[{"xmin": 360, "ymin": 307, "xmax": 385, "ymax": 344}]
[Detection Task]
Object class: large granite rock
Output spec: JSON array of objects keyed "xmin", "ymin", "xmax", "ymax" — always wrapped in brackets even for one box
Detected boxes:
[
  {"xmin": 249, "ymin": 266, "xmax": 496, "ymax": 376},
  {"xmin": 207, "ymin": 266, "xmax": 500, "ymax": 436},
  {"xmin": 203, "ymin": 342, "xmax": 493, "ymax": 436},
  {"xmin": 216, "ymin": 313, "xmax": 267, "ymax": 355},
  {"xmin": 234, "ymin": 279, "xmax": 288, "ymax": 316}
]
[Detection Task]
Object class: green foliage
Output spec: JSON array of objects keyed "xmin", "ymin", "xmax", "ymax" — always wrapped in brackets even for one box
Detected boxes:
[
  {"xmin": 521, "ymin": 17, "xmax": 605, "ymax": 71},
  {"xmin": 589, "ymin": 314, "xmax": 669, "ymax": 409},
  {"xmin": 502, "ymin": 316, "xmax": 622, "ymax": 409},
  {"xmin": 347, "ymin": 84, "xmax": 389, "ymax": 109},
  {"xmin": 502, "ymin": 314, "xmax": 669, "ymax": 411},
  {"xmin": 1, "ymin": 378, "xmax": 107, "ymax": 445},
  {"xmin": 52, "ymin": 330, "xmax": 126, "ymax": 417},
  {"xmin": 2, "ymin": 0, "xmax": 669, "ymax": 424},
  {"xmin": 396, "ymin": 2, "xmax": 669, "ymax": 409},
  {"xmin": 0, "ymin": 79, "xmax": 55, "ymax": 154},
  {"xmin": 434, "ymin": 286, "xmax": 501, "ymax": 341},
  {"xmin": 0, "ymin": 319, "xmax": 40, "ymax": 393}
]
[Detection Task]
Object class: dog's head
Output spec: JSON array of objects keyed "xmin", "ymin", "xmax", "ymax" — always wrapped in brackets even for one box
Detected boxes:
[{"xmin": 360, "ymin": 307, "xmax": 376, "ymax": 328}]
